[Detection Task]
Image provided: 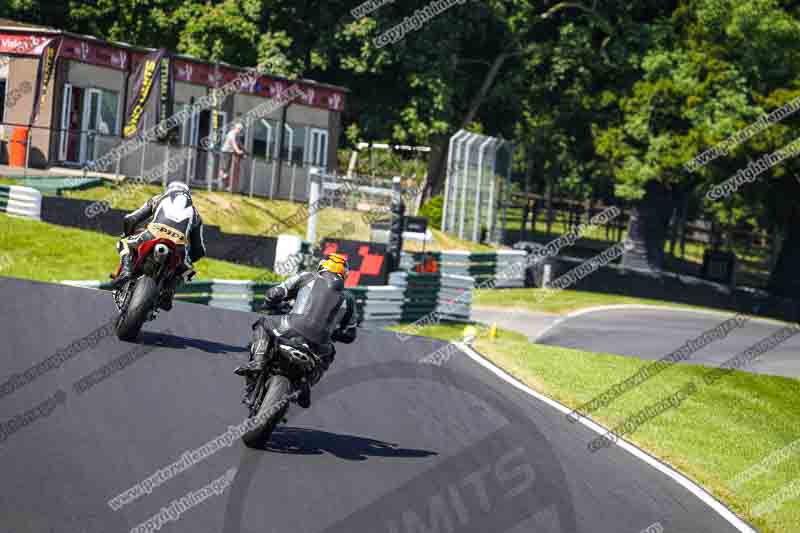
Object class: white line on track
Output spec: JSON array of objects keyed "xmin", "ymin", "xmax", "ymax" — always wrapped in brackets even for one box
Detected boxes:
[{"xmin": 454, "ymin": 341, "xmax": 758, "ymax": 533}]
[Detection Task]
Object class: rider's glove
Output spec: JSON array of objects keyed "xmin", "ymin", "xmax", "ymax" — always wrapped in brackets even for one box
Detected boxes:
[
  {"xmin": 122, "ymin": 216, "xmax": 136, "ymax": 237},
  {"xmin": 264, "ymin": 286, "xmax": 286, "ymax": 304}
]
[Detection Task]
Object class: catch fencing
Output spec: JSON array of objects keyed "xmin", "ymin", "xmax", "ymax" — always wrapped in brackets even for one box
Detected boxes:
[
  {"xmin": 0, "ymin": 122, "xmax": 318, "ymax": 202},
  {"xmin": 0, "ymin": 123, "xmax": 424, "ymax": 207},
  {"xmin": 86, "ymin": 129, "xmax": 315, "ymax": 202},
  {"xmin": 309, "ymin": 170, "xmax": 423, "ymax": 227},
  {"xmin": 0, "ymin": 185, "xmax": 41, "ymax": 220}
]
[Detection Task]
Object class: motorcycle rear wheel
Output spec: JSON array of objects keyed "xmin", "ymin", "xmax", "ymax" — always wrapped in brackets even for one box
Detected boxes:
[
  {"xmin": 242, "ymin": 375, "xmax": 291, "ymax": 448},
  {"xmin": 116, "ymin": 276, "xmax": 159, "ymax": 342}
]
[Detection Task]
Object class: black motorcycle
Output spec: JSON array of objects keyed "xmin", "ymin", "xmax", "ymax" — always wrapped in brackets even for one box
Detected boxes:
[{"xmin": 240, "ymin": 301, "xmax": 320, "ymax": 448}]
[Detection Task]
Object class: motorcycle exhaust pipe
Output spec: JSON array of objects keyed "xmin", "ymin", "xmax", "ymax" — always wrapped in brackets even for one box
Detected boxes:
[{"xmin": 153, "ymin": 243, "xmax": 171, "ymax": 263}]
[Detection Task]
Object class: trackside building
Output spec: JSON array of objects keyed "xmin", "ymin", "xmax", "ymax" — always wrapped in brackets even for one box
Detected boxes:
[{"xmin": 0, "ymin": 18, "xmax": 348, "ymax": 200}]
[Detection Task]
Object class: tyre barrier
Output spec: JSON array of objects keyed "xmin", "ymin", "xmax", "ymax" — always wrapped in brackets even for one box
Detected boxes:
[
  {"xmin": 389, "ymin": 271, "xmax": 473, "ymax": 323},
  {"xmin": 61, "ymin": 277, "xmax": 474, "ymax": 327},
  {"xmin": 0, "ymin": 185, "xmax": 42, "ymax": 221},
  {"xmin": 400, "ymin": 250, "xmax": 527, "ymax": 288}
]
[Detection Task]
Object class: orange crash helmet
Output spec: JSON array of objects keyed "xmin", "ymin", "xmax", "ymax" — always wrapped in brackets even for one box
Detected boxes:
[{"xmin": 318, "ymin": 253, "xmax": 350, "ymax": 279}]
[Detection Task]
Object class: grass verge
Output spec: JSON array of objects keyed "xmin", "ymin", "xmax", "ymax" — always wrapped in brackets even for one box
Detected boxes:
[
  {"xmin": 386, "ymin": 323, "xmax": 800, "ymax": 533},
  {"xmin": 62, "ymin": 182, "xmax": 494, "ymax": 251},
  {"xmin": 0, "ymin": 213, "xmax": 279, "ymax": 282}
]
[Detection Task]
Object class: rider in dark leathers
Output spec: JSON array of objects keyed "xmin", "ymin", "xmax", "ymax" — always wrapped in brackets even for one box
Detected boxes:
[
  {"xmin": 110, "ymin": 181, "xmax": 206, "ymax": 311},
  {"xmin": 234, "ymin": 253, "xmax": 357, "ymax": 409}
]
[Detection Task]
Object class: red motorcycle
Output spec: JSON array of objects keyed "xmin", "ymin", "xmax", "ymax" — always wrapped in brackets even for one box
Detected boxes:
[{"xmin": 111, "ymin": 235, "xmax": 193, "ymax": 341}]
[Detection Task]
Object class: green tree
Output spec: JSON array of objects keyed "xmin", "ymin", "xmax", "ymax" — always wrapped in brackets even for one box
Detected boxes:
[{"xmin": 594, "ymin": 0, "xmax": 800, "ymax": 277}]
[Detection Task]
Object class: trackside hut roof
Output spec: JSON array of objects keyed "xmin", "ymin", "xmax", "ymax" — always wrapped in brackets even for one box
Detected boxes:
[{"xmin": 0, "ymin": 23, "xmax": 349, "ymax": 112}]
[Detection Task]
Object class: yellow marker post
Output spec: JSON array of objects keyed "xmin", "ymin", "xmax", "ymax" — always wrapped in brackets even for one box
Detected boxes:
[{"xmin": 463, "ymin": 325, "xmax": 478, "ymax": 345}]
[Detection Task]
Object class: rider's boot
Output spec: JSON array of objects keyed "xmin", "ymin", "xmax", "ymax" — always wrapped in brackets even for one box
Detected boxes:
[
  {"xmin": 235, "ymin": 321, "xmax": 271, "ymax": 377},
  {"xmin": 159, "ymin": 277, "xmax": 179, "ymax": 311},
  {"xmin": 234, "ymin": 353, "xmax": 266, "ymax": 376},
  {"xmin": 297, "ymin": 347, "xmax": 334, "ymax": 409},
  {"xmin": 297, "ymin": 360, "xmax": 326, "ymax": 409},
  {"xmin": 297, "ymin": 378, "xmax": 311, "ymax": 409},
  {"xmin": 110, "ymin": 254, "xmax": 134, "ymax": 289}
]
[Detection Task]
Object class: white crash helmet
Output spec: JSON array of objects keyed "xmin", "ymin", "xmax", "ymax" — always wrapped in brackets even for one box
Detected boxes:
[{"xmin": 166, "ymin": 181, "xmax": 191, "ymax": 196}]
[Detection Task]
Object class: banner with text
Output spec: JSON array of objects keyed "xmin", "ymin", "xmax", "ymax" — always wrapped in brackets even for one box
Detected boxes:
[
  {"xmin": 123, "ymin": 48, "xmax": 166, "ymax": 138},
  {"xmin": 30, "ymin": 37, "xmax": 60, "ymax": 125}
]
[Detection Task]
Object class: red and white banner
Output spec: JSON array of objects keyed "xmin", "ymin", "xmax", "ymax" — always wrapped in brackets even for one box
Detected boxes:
[
  {"xmin": 1, "ymin": 32, "xmax": 346, "ymax": 111},
  {"xmin": 0, "ymin": 34, "xmax": 55, "ymax": 57},
  {"xmin": 58, "ymin": 37, "xmax": 129, "ymax": 72},
  {"xmin": 173, "ymin": 58, "xmax": 346, "ymax": 112}
]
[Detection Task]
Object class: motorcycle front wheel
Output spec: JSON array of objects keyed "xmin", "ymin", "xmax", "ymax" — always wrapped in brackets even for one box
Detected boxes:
[
  {"xmin": 115, "ymin": 276, "xmax": 159, "ymax": 342},
  {"xmin": 242, "ymin": 374, "xmax": 291, "ymax": 448}
]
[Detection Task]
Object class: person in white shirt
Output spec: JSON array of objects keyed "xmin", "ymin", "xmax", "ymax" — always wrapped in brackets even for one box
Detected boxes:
[{"xmin": 219, "ymin": 122, "xmax": 246, "ymax": 186}]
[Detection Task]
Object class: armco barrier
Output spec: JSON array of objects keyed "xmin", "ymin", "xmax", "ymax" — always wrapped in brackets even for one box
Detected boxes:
[
  {"xmin": 62, "ymin": 279, "xmax": 402, "ymax": 325},
  {"xmin": 63, "ymin": 280, "xmax": 267, "ymax": 312},
  {"xmin": 401, "ymin": 250, "xmax": 526, "ymax": 288},
  {"xmin": 61, "ymin": 274, "xmax": 475, "ymax": 327},
  {"xmin": 347, "ymin": 285, "xmax": 406, "ymax": 327},
  {"xmin": 0, "ymin": 185, "xmax": 42, "ymax": 220}
]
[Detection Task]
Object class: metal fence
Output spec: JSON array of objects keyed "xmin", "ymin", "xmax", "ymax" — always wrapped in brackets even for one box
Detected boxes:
[
  {"xmin": 0, "ymin": 122, "xmax": 315, "ymax": 202},
  {"xmin": 304, "ymin": 169, "xmax": 423, "ymax": 219},
  {"xmin": 501, "ymin": 190, "xmax": 779, "ymax": 289},
  {"xmin": 442, "ymin": 129, "xmax": 513, "ymax": 243}
]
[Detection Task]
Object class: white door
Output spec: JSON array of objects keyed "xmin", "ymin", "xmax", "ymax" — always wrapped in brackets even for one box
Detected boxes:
[
  {"xmin": 244, "ymin": 115, "xmax": 254, "ymax": 153},
  {"xmin": 304, "ymin": 126, "xmax": 311, "ymax": 165},
  {"xmin": 310, "ymin": 128, "xmax": 328, "ymax": 167},
  {"xmin": 59, "ymin": 84, "xmax": 72, "ymax": 161},
  {"xmin": 80, "ymin": 89, "xmax": 102, "ymax": 163},
  {"xmin": 181, "ymin": 105, "xmax": 200, "ymax": 183},
  {"xmin": 261, "ymin": 119, "xmax": 274, "ymax": 160}
]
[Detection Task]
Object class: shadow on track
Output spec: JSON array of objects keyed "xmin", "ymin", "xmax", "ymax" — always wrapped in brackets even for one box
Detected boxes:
[
  {"xmin": 258, "ymin": 427, "xmax": 439, "ymax": 461},
  {"xmin": 139, "ymin": 330, "xmax": 248, "ymax": 355}
]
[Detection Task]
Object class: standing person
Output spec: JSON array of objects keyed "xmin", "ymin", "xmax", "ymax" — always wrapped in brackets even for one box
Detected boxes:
[{"xmin": 219, "ymin": 122, "xmax": 246, "ymax": 189}]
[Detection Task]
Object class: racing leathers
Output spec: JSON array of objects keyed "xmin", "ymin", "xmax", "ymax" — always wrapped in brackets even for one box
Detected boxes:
[
  {"xmin": 112, "ymin": 189, "xmax": 206, "ymax": 310},
  {"xmin": 235, "ymin": 269, "xmax": 358, "ymax": 408}
]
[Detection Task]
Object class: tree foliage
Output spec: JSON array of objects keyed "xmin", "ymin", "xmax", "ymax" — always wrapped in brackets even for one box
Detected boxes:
[{"xmin": 5, "ymin": 0, "xmax": 800, "ymax": 233}]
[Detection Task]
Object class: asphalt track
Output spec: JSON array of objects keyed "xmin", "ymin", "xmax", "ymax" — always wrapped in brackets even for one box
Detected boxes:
[
  {"xmin": 0, "ymin": 278, "xmax": 753, "ymax": 533},
  {"xmin": 535, "ymin": 307, "xmax": 800, "ymax": 379},
  {"xmin": 472, "ymin": 307, "xmax": 558, "ymax": 342}
]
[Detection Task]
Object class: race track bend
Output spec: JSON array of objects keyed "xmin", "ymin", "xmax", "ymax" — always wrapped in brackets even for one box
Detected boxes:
[
  {"xmin": 528, "ymin": 304, "xmax": 800, "ymax": 379},
  {"xmin": 0, "ymin": 277, "xmax": 756, "ymax": 533}
]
